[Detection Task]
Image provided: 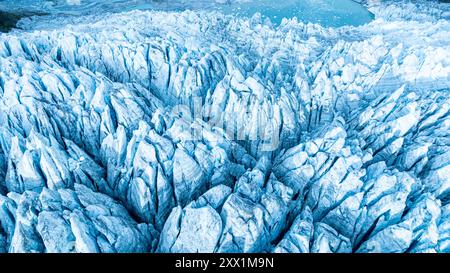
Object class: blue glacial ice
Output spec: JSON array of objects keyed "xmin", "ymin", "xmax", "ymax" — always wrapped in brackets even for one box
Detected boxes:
[{"xmin": 0, "ymin": 0, "xmax": 449, "ymax": 253}]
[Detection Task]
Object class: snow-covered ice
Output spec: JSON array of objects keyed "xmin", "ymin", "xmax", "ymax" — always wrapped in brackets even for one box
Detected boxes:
[{"xmin": 0, "ymin": 0, "xmax": 449, "ymax": 253}]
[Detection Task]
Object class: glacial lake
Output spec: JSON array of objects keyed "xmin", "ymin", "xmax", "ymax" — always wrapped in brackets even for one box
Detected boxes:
[
  {"xmin": 0, "ymin": 0, "xmax": 374, "ymax": 28},
  {"xmin": 211, "ymin": 0, "xmax": 375, "ymax": 27}
]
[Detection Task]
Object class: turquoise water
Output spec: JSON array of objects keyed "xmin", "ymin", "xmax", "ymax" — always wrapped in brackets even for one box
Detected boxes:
[
  {"xmin": 131, "ymin": 0, "xmax": 375, "ymax": 27},
  {"xmin": 215, "ymin": 0, "xmax": 374, "ymax": 27},
  {"xmin": 0, "ymin": 0, "xmax": 374, "ymax": 27}
]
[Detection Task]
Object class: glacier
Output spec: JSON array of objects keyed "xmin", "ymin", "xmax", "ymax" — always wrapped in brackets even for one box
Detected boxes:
[{"xmin": 0, "ymin": 0, "xmax": 449, "ymax": 253}]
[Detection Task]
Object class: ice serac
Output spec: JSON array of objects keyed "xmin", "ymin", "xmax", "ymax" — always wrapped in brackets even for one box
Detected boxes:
[
  {"xmin": 273, "ymin": 207, "xmax": 314, "ymax": 253},
  {"xmin": 0, "ymin": 0, "xmax": 449, "ymax": 253},
  {"xmin": 1, "ymin": 184, "xmax": 156, "ymax": 253},
  {"xmin": 158, "ymin": 205, "xmax": 222, "ymax": 253},
  {"xmin": 216, "ymin": 156, "xmax": 294, "ymax": 252}
]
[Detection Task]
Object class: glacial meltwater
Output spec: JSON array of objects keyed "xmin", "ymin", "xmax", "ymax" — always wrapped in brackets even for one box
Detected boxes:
[{"xmin": 213, "ymin": 0, "xmax": 375, "ymax": 27}]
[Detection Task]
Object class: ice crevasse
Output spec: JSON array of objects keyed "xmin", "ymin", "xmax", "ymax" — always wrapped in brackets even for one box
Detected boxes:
[{"xmin": 0, "ymin": 0, "xmax": 449, "ymax": 253}]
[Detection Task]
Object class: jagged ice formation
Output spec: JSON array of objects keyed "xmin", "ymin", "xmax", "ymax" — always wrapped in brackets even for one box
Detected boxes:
[{"xmin": 0, "ymin": 0, "xmax": 449, "ymax": 253}]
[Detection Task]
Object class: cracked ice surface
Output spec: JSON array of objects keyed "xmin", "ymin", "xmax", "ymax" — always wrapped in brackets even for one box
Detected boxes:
[{"xmin": 0, "ymin": 0, "xmax": 450, "ymax": 253}]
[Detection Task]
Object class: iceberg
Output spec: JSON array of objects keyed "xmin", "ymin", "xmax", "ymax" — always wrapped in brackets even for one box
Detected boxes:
[{"xmin": 0, "ymin": 0, "xmax": 449, "ymax": 253}]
